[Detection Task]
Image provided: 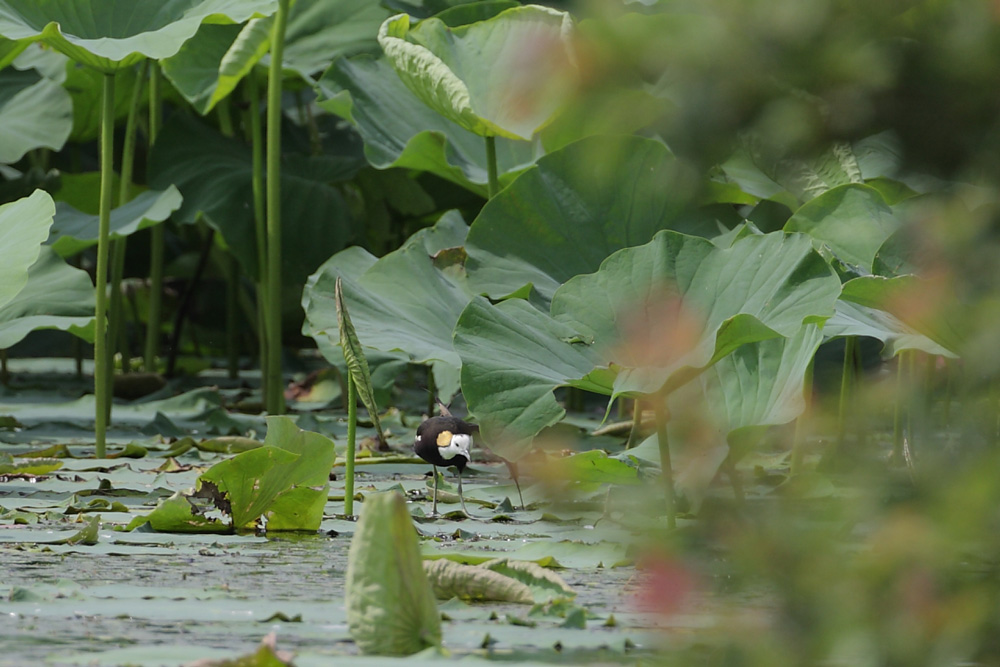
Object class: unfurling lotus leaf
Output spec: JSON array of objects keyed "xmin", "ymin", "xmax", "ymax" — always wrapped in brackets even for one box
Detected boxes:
[
  {"xmin": 423, "ymin": 558, "xmax": 534, "ymax": 604},
  {"xmin": 346, "ymin": 491, "xmax": 441, "ymax": 656},
  {"xmin": 378, "ymin": 5, "xmax": 578, "ymax": 140}
]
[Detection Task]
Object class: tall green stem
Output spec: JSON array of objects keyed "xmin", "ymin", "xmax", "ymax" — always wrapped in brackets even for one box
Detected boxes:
[
  {"xmin": 246, "ymin": 76, "xmax": 268, "ymax": 402},
  {"xmin": 836, "ymin": 336, "xmax": 857, "ymax": 455},
  {"xmin": 790, "ymin": 357, "xmax": 814, "ymax": 476},
  {"xmin": 654, "ymin": 396, "xmax": 676, "ymax": 530},
  {"xmin": 892, "ymin": 353, "xmax": 905, "ymax": 462},
  {"xmin": 216, "ymin": 98, "xmax": 240, "ymax": 379},
  {"xmin": 105, "ymin": 61, "xmax": 147, "ymax": 396},
  {"xmin": 345, "ymin": 374, "xmax": 357, "ymax": 516},
  {"xmin": 95, "ymin": 73, "xmax": 116, "ymax": 458},
  {"xmin": 144, "ymin": 64, "xmax": 164, "ymax": 372},
  {"xmin": 264, "ymin": 0, "xmax": 290, "ymax": 415},
  {"xmin": 485, "ymin": 135, "xmax": 499, "ymax": 198}
]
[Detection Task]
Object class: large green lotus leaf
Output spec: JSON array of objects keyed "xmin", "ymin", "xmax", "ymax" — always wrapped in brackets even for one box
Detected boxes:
[
  {"xmin": 378, "ymin": 5, "xmax": 577, "ymax": 140},
  {"xmin": 839, "ymin": 275, "xmax": 962, "ymax": 356},
  {"xmin": 160, "ymin": 20, "xmax": 270, "ymax": 115},
  {"xmin": 0, "ymin": 247, "xmax": 95, "ymax": 349},
  {"xmin": 702, "ymin": 323, "xmax": 823, "ymax": 445},
  {"xmin": 303, "ymin": 211, "xmax": 472, "ymax": 401},
  {"xmin": 824, "ymin": 299, "xmax": 956, "ymax": 358},
  {"xmin": 553, "ymin": 230, "xmax": 841, "ymax": 397},
  {"xmin": 346, "ymin": 491, "xmax": 441, "ymax": 655},
  {"xmin": 48, "ymin": 187, "xmax": 183, "ymax": 257},
  {"xmin": 316, "ymin": 54, "xmax": 535, "ymax": 195},
  {"xmin": 720, "ymin": 132, "xmax": 904, "ymax": 209},
  {"xmin": 0, "ymin": 67, "xmax": 71, "ymax": 163},
  {"xmin": 784, "ymin": 183, "xmax": 900, "ymax": 273},
  {"xmin": 0, "ymin": 0, "xmax": 278, "ymax": 73},
  {"xmin": 465, "ymin": 135, "xmax": 698, "ymax": 304},
  {"xmin": 197, "ymin": 416, "xmax": 335, "ymax": 531},
  {"xmin": 281, "ymin": 0, "xmax": 391, "ymax": 78},
  {"xmin": 148, "ymin": 113, "xmax": 354, "ymax": 285},
  {"xmin": 628, "ymin": 324, "xmax": 823, "ymax": 512},
  {"xmin": 0, "ymin": 189, "xmax": 54, "ymax": 311},
  {"xmin": 453, "ymin": 297, "xmax": 611, "ymax": 460}
]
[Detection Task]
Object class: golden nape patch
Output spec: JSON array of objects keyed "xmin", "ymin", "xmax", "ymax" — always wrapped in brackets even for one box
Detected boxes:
[{"xmin": 436, "ymin": 430, "xmax": 453, "ymax": 448}]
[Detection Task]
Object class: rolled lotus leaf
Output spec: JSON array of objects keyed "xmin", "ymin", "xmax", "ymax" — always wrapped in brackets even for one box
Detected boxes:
[
  {"xmin": 378, "ymin": 5, "xmax": 577, "ymax": 140},
  {"xmin": 346, "ymin": 491, "xmax": 441, "ymax": 655},
  {"xmin": 423, "ymin": 558, "xmax": 535, "ymax": 604},
  {"xmin": 480, "ymin": 558, "xmax": 576, "ymax": 601}
]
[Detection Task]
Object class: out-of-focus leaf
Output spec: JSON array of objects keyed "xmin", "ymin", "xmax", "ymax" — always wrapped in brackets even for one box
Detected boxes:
[
  {"xmin": 454, "ymin": 298, "xmax": 611, "ymax": 460},
  {"xmin": 825, "ymin": 299, "xmax": 957, "ymax": 358},
  {"xmin": 377, "ymin": 6, "xmax": 577, "ymax": 140},
  {"xmin": 784, "ymin": 184, "xmax": 899, "ymax": 273}
]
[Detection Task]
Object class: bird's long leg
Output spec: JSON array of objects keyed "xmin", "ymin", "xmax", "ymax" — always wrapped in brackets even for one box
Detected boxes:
[
  {"xmin": 457, "ymin": 469, "xmax": 470, "ymax": 517},
  {"xmin": 432, "ymin": 465, "xmax": 439, "ymax": 515}
]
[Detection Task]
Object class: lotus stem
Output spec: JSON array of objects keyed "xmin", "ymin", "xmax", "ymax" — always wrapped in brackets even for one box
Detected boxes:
[
  {"xmin": 105, "ymin": 61, "xmax": 148, "ymax": 400},
  {"xmin": 166, "ymin": 228, "xmax": 215, "ymax": 377},
  {"xmin": 264, "ymin": 0, "xmax": 290, "ymax": 415},
  {"xmin": 626, "ymin": 398, "xmax": 642, "ymax": 449},
  {"xmin": 94, "ymin": 72, "xmax": 116, "ymax": 458},
  {"xmin": 892, "ymin": 353, "xmax": 905, "ymax": 462},
  {"xmin": 215, "ymin": 97, "xmax": 240, "ymax": 380},
  {"xmin": 245, "ymin": 76, "xmax": 268, "ymax": 402},
  {"xmin": 942, "ymin": 358, "xmax": 953, "ymax": 428},
  {"xmin": 485, "ymin": 135, "xmax": 499, "ymax": 198},
  {"xmin": 144, "ymin": 64, "xmax": 164, "ymax": 373},
  {"xmin": 345, "ymin": 373, "xmax": 357, "ymax": 516},
  {"xmin": 836, "ymin": 336, "xmax": 857, "ymax": 456},
  {"xmin": 226, "ymin": 254, "xmax": 240, "ymax": 379},
  {"xmin": 790, "ymin": 357, "xmax": 814, "ymax": 476},
  {"xmin": 653, "ymin": 396, "xmax": 676, "ymax": 530},
  {"xmin": 426, "ymin": 367, "xmax": 436, "ymax": 416}
]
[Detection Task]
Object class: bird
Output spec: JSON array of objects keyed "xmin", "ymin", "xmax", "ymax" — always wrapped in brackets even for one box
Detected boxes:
[{"xmin": 414, "ymin": 415, "xmax": 476, "ymax": 516}]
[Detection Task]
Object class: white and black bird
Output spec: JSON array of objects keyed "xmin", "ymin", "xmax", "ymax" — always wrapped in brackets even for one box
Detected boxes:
[{"xmin": 414, "ymin": 415, "xmax": 476, "ymax": 516}]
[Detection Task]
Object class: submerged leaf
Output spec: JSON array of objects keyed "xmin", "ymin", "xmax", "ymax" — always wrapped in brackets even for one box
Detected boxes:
[{"xmin": 346, "ymin": 491, "xmax": 441, "ymax": 655}]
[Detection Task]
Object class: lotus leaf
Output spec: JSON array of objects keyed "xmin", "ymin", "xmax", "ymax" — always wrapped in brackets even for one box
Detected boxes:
[
  {"xmin": 0, "ymin": 0, "xmax": 278, "ymax": 73},
  {"xmin": 0, "ymin": 189, "xmax": 54, "ymax": 312},
  {"xmin": 0, "ymin": 247, "xmax": 95, "ymax": 349},
  {"xmin": 377, "ymin": 5, "xmax": 577, "ymax": 141},
  {"xmin": 0, "ymin": 66, "xmax": 71, "ymax": 163}
]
